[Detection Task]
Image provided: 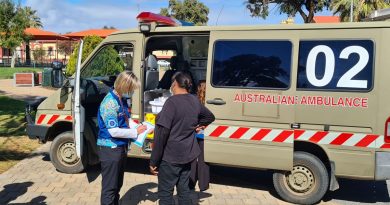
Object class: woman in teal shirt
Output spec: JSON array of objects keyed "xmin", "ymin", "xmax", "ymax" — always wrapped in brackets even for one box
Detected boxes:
[{"xmin": 97, "ymin": 71, "xmax": 147, "ymax": 205}]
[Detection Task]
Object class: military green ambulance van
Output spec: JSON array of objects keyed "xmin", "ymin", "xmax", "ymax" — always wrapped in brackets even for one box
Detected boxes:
[{"xmin": 26, "ymin": 12, "xmax": 390, "ymax": 204}]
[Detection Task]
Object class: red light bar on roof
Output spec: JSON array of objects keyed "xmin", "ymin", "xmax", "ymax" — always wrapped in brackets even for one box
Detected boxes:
[{"xmin": 137, "ymin": 12, "xmax": 178, "ymax": 26}]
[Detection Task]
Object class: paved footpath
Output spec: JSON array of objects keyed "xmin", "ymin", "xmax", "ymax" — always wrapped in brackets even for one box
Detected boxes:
[
  {"xmin": 0, "ymin": 79, "xmax": 56, "ymax": 101},
  {"xmin": 1, "ymin": 143, "xmax": 390, "ymax": 205}
]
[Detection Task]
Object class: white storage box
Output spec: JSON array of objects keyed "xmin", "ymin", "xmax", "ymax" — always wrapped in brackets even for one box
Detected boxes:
[{"xmin": 149, "ymin": 100, "xmax": 165, "ymax": 114}]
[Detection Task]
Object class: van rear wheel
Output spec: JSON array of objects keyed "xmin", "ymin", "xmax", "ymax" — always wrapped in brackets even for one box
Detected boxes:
[
  {"xmin": 273, "ymin": 151, "xmax": 329, "ymax": 205},
  {"xmin": 50, "ymin": 131, "xmax": 86, "ymax": 174}
]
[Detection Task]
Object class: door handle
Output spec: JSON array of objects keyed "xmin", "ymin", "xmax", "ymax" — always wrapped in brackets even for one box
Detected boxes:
[{"xmin": 206, "ymin": 98, "xmax": 226, "ymax": 105}]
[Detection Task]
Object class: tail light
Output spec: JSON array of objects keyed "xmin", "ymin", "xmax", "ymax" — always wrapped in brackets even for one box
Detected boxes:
[{"xmin": 385, "ymin": 117, "xmax": 390, "ymax": 143}]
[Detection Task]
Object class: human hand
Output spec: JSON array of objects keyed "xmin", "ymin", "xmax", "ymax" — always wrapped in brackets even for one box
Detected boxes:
[
  {"xmin": 137, "ymin": 125, "xmax": 147, "ymax": 134},
  {"xmin": 147, "ymin": 128, "xmax": 154, "ymax": 134},
  {"xmin": 195, "ymin": 125, "xmax": 206, "ymax": 133},
  {"xmin": 149, "ymin": 165, "xmax": 158, "ymax": 175}
]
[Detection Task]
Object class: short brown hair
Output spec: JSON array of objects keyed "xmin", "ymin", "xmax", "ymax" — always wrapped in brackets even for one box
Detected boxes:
[{"xmin": 114, "ymin": 71, "xmax": 140, "ymax": 95}]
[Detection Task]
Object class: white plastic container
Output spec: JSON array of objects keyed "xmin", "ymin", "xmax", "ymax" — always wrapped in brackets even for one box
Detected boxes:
[{"xmin": 149, "ymin": 100, "xmax": 165, "ymax": 114}]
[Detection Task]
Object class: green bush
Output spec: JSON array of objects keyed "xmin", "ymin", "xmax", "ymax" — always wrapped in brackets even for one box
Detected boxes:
[
  {"xmin": 65, "ymin": 35, "xmax": 103, "ymax": 76},
  {"xmin": 82, "ymin": 45, "xmax": 125, "ymax": 77}
]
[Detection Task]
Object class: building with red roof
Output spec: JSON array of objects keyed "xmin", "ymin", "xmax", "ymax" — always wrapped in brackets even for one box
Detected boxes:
[
  {"xmin": 63, "ymin": 29, "xmax": 118, "ymax": 39},
  {"xmin": 1, "ymin": 28, "xmax": 118, "ymax": 66}
]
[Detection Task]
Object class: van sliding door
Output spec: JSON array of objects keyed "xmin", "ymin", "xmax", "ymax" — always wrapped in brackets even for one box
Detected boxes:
[{"xmin": 204, "ymin": 30, "xmax": 299, "ymax": 171}]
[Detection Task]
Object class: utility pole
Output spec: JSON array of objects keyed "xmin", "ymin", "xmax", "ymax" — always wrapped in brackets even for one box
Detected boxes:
[{"xmin": 350, "ymin": 0, "xmax": 354, "ymax": 22}]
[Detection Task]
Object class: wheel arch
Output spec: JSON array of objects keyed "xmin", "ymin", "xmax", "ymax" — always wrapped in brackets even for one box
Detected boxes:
[
  {"xmin": 294, "ymin": 140, "xmax": 331, "ymax": 171},
  {"xmin": 46, "ymin": 121, "xmax": 73, "ymax": 142}
]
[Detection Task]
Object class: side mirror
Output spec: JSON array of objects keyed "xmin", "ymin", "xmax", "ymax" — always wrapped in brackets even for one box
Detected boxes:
[{"xmin": 63, "ymin": 78, "xmax": 75, "ymax": 91}]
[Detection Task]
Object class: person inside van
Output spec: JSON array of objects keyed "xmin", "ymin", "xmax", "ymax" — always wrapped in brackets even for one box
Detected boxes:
[
  {"xmin": 157, "ymin": 56, "xmax": 178, "ymax": 90},
  {"xmin": 97, "ymin": 71, "xmax": 147, "ymax": 205},
  {"xmin": 149, "ymin": 72, "xmax": 215, "ymax": 205},
  {"xmin": 157, "ymin": 56, "xmax": 197, "ymax": 93}
]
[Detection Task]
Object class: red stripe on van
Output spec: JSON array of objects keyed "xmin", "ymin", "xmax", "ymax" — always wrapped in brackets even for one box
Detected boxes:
[
  {"xmin": 309, "ymin": 131, "xmax": 328, "ymax": 143},
  {"xmin": 355, "ymin": 135, "xmax": 379, "ymax": 147},
  {"xmin": 294, "ymin": 130, "xmax": 305, "ymax": 139},
  {"xmin": 47, "ymin": 115, "xmax": 60, "ymax": 125},
  {"xmin": 330, "ymin": 133, "xmax": 353, "ymax": 145},
  {"xmin": 209, "ymin": 126, "xmax": 228, "ymax": 137},
  {"xmin": 229, "ymin": 127, "xmax": 250, "ymax": 139},
  {"xmin": 37, "ymin": 114, "xmax": 46, "ymax": 124},
  {"xmin": 273, "ymin": 130, "xmax": 293, "ymax": 142},
  {"xmin": 251, "ymin": 129, "xmax": 271, "ymax": 141},
  {"xmin": 64, "ymin": 115, "xmax": 73, "ymax": 121},
  {"xmin": 381, "ymin": 144, "xmax": 390, "ymax": 148}
]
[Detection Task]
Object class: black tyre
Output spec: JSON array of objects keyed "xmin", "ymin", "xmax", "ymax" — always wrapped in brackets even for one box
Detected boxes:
[
  {"xmin": 273, "ymin": 151, "xmax": 329, "ymax": 205},
  {"xmin": 50, "ymin": 131, "xmax": 86, "ymax": 174}
]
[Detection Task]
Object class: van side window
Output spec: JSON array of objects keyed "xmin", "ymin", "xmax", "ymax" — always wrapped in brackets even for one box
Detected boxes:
[
  {"xmin": 212, "ymin": 40, "xmax": 292, "ymax": 89},
  {"xmin": 81, "ymin": 44, "xmax": 134, "ymax": 78},
  {"xmin": 297, "ymin": 40, "xmax": 374, "ymax": 91}
]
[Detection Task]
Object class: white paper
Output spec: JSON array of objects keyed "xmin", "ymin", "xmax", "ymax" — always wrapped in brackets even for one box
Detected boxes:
[{"xmin": 132, "ymin": 121, "xmax": 154, "ymax": 147}]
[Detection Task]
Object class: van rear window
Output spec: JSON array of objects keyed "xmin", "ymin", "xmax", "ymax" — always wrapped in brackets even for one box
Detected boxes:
[
  {"xmin": 212, "ymin": 40, "xmax": 292, "ymax": 89},
  {"xmin": 297, "ymin": 40, "xmax": 374, "ymax": 91}
]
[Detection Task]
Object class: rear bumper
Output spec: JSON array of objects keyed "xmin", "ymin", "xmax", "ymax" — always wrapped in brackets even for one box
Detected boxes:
[
  {"xmin": 26, "ymin": 124, "xmax": 49, "ymax": 141},
  {"xmin": 375, "ymin": 152, "xmax": 390, "ymax": 180}
]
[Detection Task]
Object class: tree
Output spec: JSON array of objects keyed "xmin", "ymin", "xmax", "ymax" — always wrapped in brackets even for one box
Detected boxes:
[
  {"xmin": 65, "ymin": 35, "xmax": 125, "ymax": 77},
  {"xmin": 32, "ymin": 47, "xmax": 45, "ymax": 63},
  {"xmin": 245, "ymin": 0, "xmax": 331, "ymax": 23},
  {"xmin": 21, "ymin": 6, "xmax": 43, "ymax": 65},
  {"xmin": 21, "ymin": 6, "xmax": 42, "ymax": 28},
  {"xmin": 331, "ymin": 0, "xmax": 390, "ymax": 22},
  {"xmin": 159, "ymin": 0, "xmax": 209, "ymax": 25},
  {"xmin": 58, "ymin": 40, "xmax": 75, "ymax": 61},
  {"xmin": 81, "ymin": 45, "xmax": 125, "ymax": 77},
  {"xmin": 66, "ymin": 35, "xmax": 103, "ymax": 76},
  {"xmin": 0, "ymin": 0, "xmax": 28, "ymax": 67},
  {"xmin": 0, "ymin": 0, "xmax": 42, "ymax": 67}
]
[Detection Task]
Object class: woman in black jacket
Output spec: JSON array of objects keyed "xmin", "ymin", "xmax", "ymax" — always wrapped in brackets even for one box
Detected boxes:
[{"xmin": 149, "ymin": 72, "xmax": 215, "ymax": 205}]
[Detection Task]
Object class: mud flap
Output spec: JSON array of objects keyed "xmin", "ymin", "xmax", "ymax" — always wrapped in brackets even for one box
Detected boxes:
[{"xmin": 329, "ymin": 161, "xmax": 339, "ymax": 191}]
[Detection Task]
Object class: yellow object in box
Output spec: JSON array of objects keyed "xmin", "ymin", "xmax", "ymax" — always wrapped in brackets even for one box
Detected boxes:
[{"xmin": 145, "ymin": 113, "xmax": 156, "ymax": 139}]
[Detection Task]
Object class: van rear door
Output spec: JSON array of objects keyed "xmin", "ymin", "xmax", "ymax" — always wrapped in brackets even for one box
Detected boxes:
[{"xmin": 204, "ymin": 30, "xmax": 298, "ymax": 171}]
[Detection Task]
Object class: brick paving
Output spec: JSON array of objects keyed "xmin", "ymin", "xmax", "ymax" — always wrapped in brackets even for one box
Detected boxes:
[
  {"xmin": 1, "ymin": 143, "xmax": 390, "ymax": 205},
  {"xmin": 0, "ymin": 143, "xmax": 322, "ymax": 205}
]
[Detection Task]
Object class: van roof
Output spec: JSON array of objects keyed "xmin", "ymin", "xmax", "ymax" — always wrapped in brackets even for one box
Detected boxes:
[{"xmin": 111, "ymin": 22, "xmax": 390, "ymax": 35}]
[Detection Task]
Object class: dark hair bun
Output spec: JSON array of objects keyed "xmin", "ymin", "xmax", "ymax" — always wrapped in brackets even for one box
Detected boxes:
[{"xmin": 172, "ymin": 71, "xmax": 193, "ymax": 92}]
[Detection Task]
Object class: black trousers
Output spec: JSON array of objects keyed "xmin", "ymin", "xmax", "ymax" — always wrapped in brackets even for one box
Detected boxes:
[
  {"xmin": 189, "ymin": 138, "xmax": 210, "ymax": 191},
  {"xmin": 98, "ymin": 146, "xmax": 127, "ymax": 205},
  {"xmin": 158, "ymin": 160, "xmax": 192, "ymax": 205}
]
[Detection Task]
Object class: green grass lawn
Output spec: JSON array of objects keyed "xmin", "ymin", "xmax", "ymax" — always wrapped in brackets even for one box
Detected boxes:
[
  {"xmin": 0, "ymin": 95, "xmax": 40, "ymax": 173},
  {"xmin": 0, "ymin": 95, "xmax": 27, "ymax": 136},
  {"xmin": 0, "ymin": 67, "xmax": 43, "ymax": 79}
]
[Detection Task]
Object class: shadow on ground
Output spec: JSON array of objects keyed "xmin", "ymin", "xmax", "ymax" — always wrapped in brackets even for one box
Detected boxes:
[
  {"xmin": 99, "ymin": 158, "xmax": 390, "ymax": 204},
  {"xmin": 0, "ymin": 149, "xmax": 47, "ymax": 162},
  {"xmin": 0, "ymin": 182, "xmax": 47, "ymax": 205},
  {"xmin": 323, "ymin": 178, "xmax": 390, "ymax": 203},
  {"xmin": 119, "ymin": 182, "xmax": 212, "ymax": 205}
]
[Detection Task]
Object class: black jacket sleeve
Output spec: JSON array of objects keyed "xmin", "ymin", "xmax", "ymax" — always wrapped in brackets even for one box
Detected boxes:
[
  {"xmin": 150, "ymin": 125, "xmax": 170, "ymax": 167},
  {"xmin": 198, "ymin": 105, "xmax": 215, "ymax": 126}
]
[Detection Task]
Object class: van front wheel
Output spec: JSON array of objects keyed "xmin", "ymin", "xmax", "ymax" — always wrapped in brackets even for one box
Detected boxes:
[
  {"xmin": 273, "ymin": 151, "xmax": 329, "ymax": 205},
  {"xmin": 50, "ymin": 131, "xmax": 86, "ymax": 174}
]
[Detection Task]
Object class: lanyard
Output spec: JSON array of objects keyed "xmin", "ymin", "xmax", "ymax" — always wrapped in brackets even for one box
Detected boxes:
[{"xmin": 114, "ymin": 90, "xmax": 129, "ymax": 126}]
